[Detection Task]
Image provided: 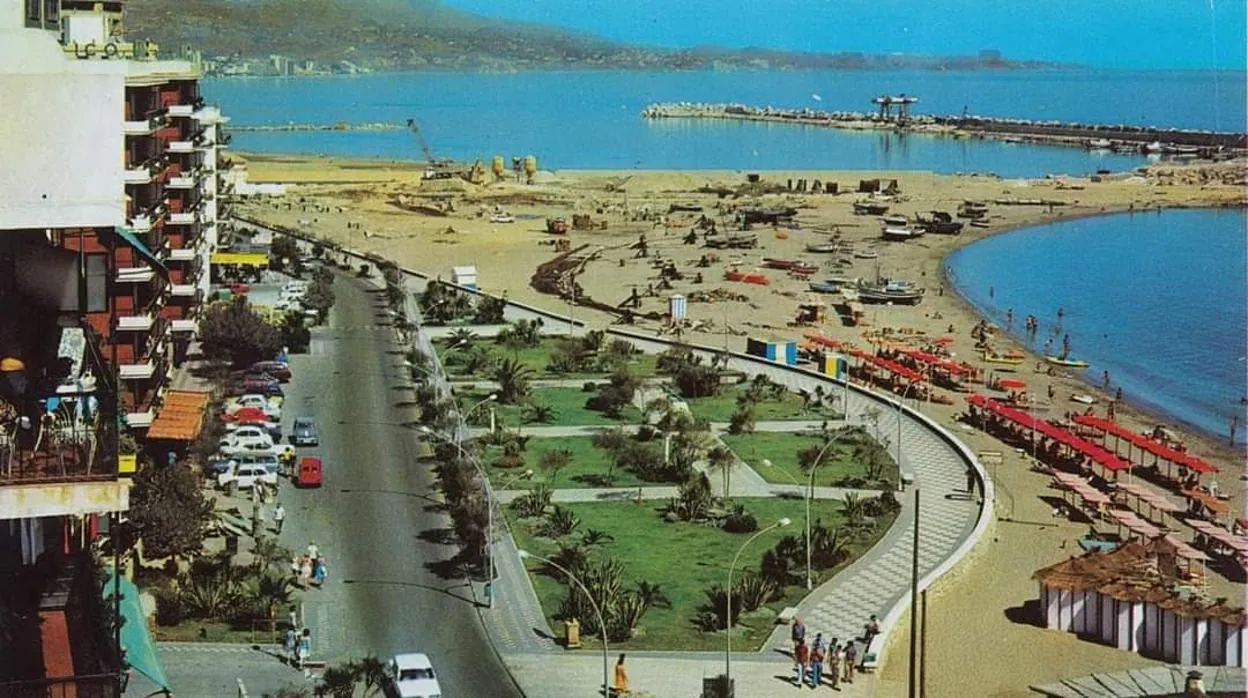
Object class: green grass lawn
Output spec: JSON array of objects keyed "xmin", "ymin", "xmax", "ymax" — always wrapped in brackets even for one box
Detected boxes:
[
  {"xmin": 483, "ymin": 436, "xmax": 647, "ymax": 489},
  {"xmin": 150, "ymin": 619, "xmax": 276, "ymax": 644},
  {"xmin": 721, "ymin": 432, "xmax": 897, "ymax": 488},
  {"xmin": 460, "ymin": 387, "xmax": 643, "ymax": 428},
  {"xmin": 508, "ymin": 497, "xmax": 896, "ymax": 652},
  {"xmin": 683, "ymin": 386, "xmax": 839, "ymax": 423},
  {"xmin": 438, "ymin": 337, "xmax": 658, "ymax": 379}
]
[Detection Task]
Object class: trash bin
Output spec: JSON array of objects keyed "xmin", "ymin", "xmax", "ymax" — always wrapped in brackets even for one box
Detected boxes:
[{"xmin": 564, "ymin": 618, "xmax": 581, "ymax": 649}]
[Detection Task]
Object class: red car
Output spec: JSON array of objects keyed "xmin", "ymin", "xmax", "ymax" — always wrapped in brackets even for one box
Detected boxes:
[
  {"xmin": 295, "ymin": 457, "xmax": 323, "ymax": 488},
  {"xmin": 229, "ymin": 282, "xmax": 251, "ymax": 295}
]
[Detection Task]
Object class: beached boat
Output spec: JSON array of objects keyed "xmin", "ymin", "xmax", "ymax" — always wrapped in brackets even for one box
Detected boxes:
[
  {"xmin": 808, "ymin": 280, "xmax": 841, "ymax": 294},
  {"xmin": 762, "ymin": 258, "xmax": 798, "ymax": 270},
  {"xmin": 805, "ymin": 242, "xmax": 843, "ymax": 253},
  {"xmin": 490, "ymin": 212, "xmax": 516, "ymax": 223},
  {"xmin": 1045, "ymin": 355, "xmax": 1090, "ymax": 368},
  {"xmin": 1143, "ymin": 141, "xmax": 1163, "ymax": 153},
  {"xmin": 882, "ymin": 226, "xmax": 924, "ymax": 242},
  {"xmin": 1071, "ymin": 394, "xmax": 1096, "ymax": 405},
  {"xmin": 856, "ymin": 278, "xmax": 925, "ymax": 305},
  {"xmin": 853, "ymin": 202, "xmax": 889, "ymax": 216},
  {"xmin": 881, "ymin": 214, "xmax": 909, "ymax": 227},
  {"xmin": 969, "ymin": 219, "xmax": 991, "ymax": 228},
  {"xmin": 704, "ymin": 233, "xmax": 758, "ymax": 249},
  {"xmin": 982, "ymin": 350, "xmax": 1026, "ymax": 365},
  {"xmin": 853, "ymin": 249, "xmax": 879, "ymax": 259},
  {"xmin": 788, "ymin": 262, "xmax": 820, "ymax": 276},
  {"xmin": 916, "ymin": 212, "xmax": 964, "ymax": 235}
]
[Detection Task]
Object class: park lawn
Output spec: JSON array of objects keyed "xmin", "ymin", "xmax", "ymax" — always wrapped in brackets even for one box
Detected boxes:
[
  {"xmin": 509, "ymin": 497, "xmax": 881, "ymax": 652},
  {"xmin": 684, "ymin": 386, "xmax": 839, "ymax": 423},
  {"xmin": 150, "ymin": 620, "xmax": 270, "ymax": 644},
  {"xmin": 721, "ymin": 432, "xmax": 897, "ymax": 488},
  {"xmin": 461, "ymin": 387, "xmax": 643, "ymax": 428},
  {"xmin": 483, "ymin": 436, "xmax": 646, "ymax": 489},
  {"xmin": 438, "ymin": 337, "xmax": 658, "ymax": 379}
]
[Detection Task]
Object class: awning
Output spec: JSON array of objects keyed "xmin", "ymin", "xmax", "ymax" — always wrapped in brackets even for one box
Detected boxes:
[
  {"xmin": 211, "ymin": 251, "xmax": 269, "ymax": 267},
  {"xmin": 102, "ymin": 568, "xmax": 170, "ymax": 692},
  {"xmin": 146, "ymin": 390, "xmax": 211, "ymax": 441},
  {"xmin": 115, "ymin": 227, "xmax": 169, "ymax": 278}
]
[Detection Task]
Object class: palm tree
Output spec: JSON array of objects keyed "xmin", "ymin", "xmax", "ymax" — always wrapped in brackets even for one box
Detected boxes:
[
  {"xmin": 841, "ymin": 492, "xmax": 867, "ymax": 529},
  {"xmin": 351, "ymin": 655, "xmax": 390, "ymax": 697},
  {"xmin": 634, "ymin": 580, "xmax": 671, "ymax": 610},
  {"xmin": 492, "ymin": 358, "xmax": 533, "ymax": 404},
  {"xmin": 253, "ymin": 572, "xmax": 296, "ymax": 622},
  {"xmin": 580, "ymin": 528, "xmax": 615, "ymax": 549},
  {"xmin": 447, "ymin": 328, "xmax": 479, "ymax": 350},
  {"xmin": 523, "ymin": 403, "xmax": 555, "ymax": 425},
  {"xmin": 706, "ymin": 445, "xmax": 736, "ymax": 504},
  {"xmin": 315, "ymin": 663, "xmax": 356, "ymax": 698}
]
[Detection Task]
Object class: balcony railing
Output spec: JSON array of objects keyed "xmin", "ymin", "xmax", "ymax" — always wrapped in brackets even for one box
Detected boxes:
[
  {"xmin": 167, "ymin": 140, "xmax": 194, "ymax": 154},
  {"xmin": 168, "ymin": 103, "xmax": 194, "ymax": 118},
  {"xmin": 168, "ymin": 209, "xmax": 199, "ymax": 226},
  {"xmin": 165, "ymin": 247, "xmax": 196, "ymax": 262},
  {"xmin": 115, "ymin": 266, "xmax": 156, "ymax": 284},
  {"xmin": 166, "ymin": 168, "xmax": 203, "ymax": 189}
]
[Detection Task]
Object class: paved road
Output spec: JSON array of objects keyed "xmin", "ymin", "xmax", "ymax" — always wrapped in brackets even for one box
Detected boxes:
[{"xmin": 278, "ymin": 269, "xmax": 522, "ymax": 697}]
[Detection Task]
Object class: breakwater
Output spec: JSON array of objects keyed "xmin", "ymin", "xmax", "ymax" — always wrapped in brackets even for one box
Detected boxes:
[
  {"xmin": 642, "ymin": 103, "xmax": 1247, "ymax": 154},
  {"xmin": 229, "ymin": 122, "xmax": 403, "ymax": 133}
]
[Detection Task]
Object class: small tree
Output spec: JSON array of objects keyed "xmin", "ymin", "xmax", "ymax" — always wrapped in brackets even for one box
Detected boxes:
[
  {"xmin": 492, "ymin": 358, "xmax": 533, "ymax": 405},
  {"xmin": 541, "ymin": 448, "xmax": 573, "ymax": 486},
  {"xmin": 128, "ymin": 460, "xmax": 213, "ymax": 560},
  {"xmin": 199, "ymin": 297, "xmax": 282, "ymax": 368},
  {"xmin": 269, "ymin": 235, "xmax": 301, "ymax": 272},
  {"xmin": 706, "ymin": 446, "xmax": 736, "ymax": 504}
]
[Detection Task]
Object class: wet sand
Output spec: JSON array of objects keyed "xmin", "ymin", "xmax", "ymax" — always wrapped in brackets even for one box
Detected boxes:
[{"xmin": 234, "ymin": 154, "xmax": 1246, "ymax": 696}]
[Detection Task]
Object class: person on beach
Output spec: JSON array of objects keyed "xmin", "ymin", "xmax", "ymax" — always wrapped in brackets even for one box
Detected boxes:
[
  {"xmin": 793, "ymin": 637, "xmax": 810, "ymax": 686},
  {"xmin": 842, "ymin": 641, "xmax": 857, "ymax": 683},
  {"xmin": 810, "ymin": 633, "xmax": 825, "ymax": 687},
  {"xmin": 1102, "ymin": 370, "xmax": 1111, "ymax": 390}
]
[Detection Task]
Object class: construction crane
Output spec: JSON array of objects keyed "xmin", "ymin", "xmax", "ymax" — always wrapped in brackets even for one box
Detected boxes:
[{"xmin": 405, "ymin": 118, "xmax": 484, "ymax": 184}]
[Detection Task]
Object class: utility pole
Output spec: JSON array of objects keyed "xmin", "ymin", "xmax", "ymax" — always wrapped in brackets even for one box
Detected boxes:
[{"xmin": 908, "ymin": 488, "xmax": 920, "ymax": 698}]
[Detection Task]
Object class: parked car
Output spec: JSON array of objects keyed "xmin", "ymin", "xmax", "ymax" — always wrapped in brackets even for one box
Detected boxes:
[
  {"xmin": 249, "ymin": 361, "xmax": 292, "ymax": 382},
  {"xmin": 295, "ymin": 457, "xmax": 323, "ymax": 488},
  {"xmin": 217, "ymin": 463, "xmax": 279, "ymax": 491},
  {"xmin": 208, "ymin": 453, "xmax": 281, "ymax": 476},
  {"xmin": 390, "ymin": 654, "xmax": 442, "ymax": 698},
  {"xmin": 228, "ymin": 377, "xmax": 284, "ymax": 399},
  {"xmin": 228, "ymin": 281, "xmax": 251, "ymax": 295},
  {"xmin": 290, "ymin": 417, "xmax": 319, "ymax": 446},
  {"xmin": 225, "ymin": 394, "xmax": 281, "ymax": 420}
]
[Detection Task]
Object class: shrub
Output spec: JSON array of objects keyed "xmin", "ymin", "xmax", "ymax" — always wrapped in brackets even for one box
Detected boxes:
[
  {"xmin": 581, "ymin": 381, "xmax": 598, "ymax": 393},
  {"xmin": 512, "ymin": 483, "xmax": 553, "ymax": 518},
  {"xmin": 736, "ymin": 572, "xmax": 775, "ymax": 612},
  {"xmin": 722, "ymin": 504, "xmax": 758, "ymax": 534},
  {"xmin": 153, "ymin": 587, "xmax": 186, "ymax": 627},
  {"xmin": 539, "ymin": 505, "xmax": 581, "ymax": 539}
]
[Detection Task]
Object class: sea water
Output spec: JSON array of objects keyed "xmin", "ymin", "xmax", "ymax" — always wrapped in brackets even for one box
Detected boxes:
[
  {"xmin": 947, "ymin": 208, "xmax": 1248, "ymax": 446},
  {"xmin": 204, "ymin": 68, "xmax": 1245, "ymax": 178}
]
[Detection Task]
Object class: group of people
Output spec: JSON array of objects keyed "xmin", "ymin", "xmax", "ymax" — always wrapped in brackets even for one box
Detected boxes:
[
  {"xmin": 788, "ymin": 614, "xmax": 879, "ymax": 689},
  {"xmin": 283, "ymin": 610, "xmax": 313, "ymax": 669},
  {"xmin": 292, "ymin": 541, "xmax": 328, "ymax": 589}
]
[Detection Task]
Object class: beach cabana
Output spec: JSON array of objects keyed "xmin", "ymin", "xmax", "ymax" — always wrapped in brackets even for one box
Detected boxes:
[{"xmin": 1034, "ymin": 538, "xmax": 1247, "ymax": 666}]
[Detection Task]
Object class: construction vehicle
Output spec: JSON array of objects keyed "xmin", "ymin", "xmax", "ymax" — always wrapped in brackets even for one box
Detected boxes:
[{"xmin": 406, "ymin": 118, "xmax": 485, "ymax": 185}]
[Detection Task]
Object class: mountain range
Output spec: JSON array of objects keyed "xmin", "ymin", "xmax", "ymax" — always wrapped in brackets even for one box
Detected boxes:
[{"xmin": 122, "ymin": 0, "xmax": 1053, "ymax": 73}]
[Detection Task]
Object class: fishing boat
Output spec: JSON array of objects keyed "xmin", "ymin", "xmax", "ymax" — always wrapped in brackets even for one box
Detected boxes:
[
  {"xmin": 853, "ymin": 249, "xmax": 879, "ymax": 259},
  {"xmin": 856, "ymin": 278, "xmax": 925, "ymax": 305},
  {"xmin": 808, "ymin": 280, "xmax": 841, "ymax": 294},
  {"xmin": 916, "ymin": 212, "xmax": 964, "ymax": 235},
  {"xmin": 788, "ymin": 262, "xmax": 820, "ymax": 277},
  {"xmin": 1086, "ymin": 138, "xmax": 1112, "ymax": 150},
  {"xmin": 969, "ymin": 219, "xmax": 991, "ymax": 228},
  {"xmin": 1045, "ymin": 355, "xmax": 1090, "ymax": 368},
  {"xmin": 881, "ymin": 226, "xmax": 924, "ymax": 242},
  {"xmin": 805, "ymin": 242, "xmax": 843, "ymax": 253},
  {"xmin": 881, "ymin": 213, "xmax": 909, "ymax": 227},
  {"xmin": 1143, "ymin": 141, "xmax": 1163, "ymax": 153},
  {"xmin": 853, "ymin": 202, "xmax": 889, "ymax": 216},
  {"xmin": 762, "ymin": 258, "xmax": 798, "ymax": 270},
  {"xmin": 982, "ymin": 350, "xmax": 1026, "ymax": 365}
]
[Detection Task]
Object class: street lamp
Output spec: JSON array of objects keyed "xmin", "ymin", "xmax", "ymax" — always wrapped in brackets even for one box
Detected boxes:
[
  {"xmin": 419, "ymin": 425, "xmax": 500, "ymax": 609},
  {"xmin": 895, "ymin": 381, "xmax": 923, "ymax": 487},
  {"xmin": 457, "ymin": 393, "xmax": 498, "ymax": 447},
  {"xmin": 762, "ymin": 437, "xmax": 840, "ymax": 591},
  {"xmin": 518, "ymin": 549, "xmax": 609, "ymax": 696},
  {"xmin": 726, "ymin": 517, "xmax": 791, "ymax": 685}
]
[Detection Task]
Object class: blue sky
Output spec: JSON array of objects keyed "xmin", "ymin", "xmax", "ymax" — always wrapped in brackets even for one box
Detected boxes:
[{"xmin": 439, "ymin": 0, "xmax": 1247, "ymax": 69}]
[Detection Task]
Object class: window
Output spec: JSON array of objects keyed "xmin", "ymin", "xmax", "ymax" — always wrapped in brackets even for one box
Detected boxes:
[
  {"xmin": 44, "ymin": 0, "xmax": 58, "ymax": 22},
  {"xmin": 399, "ymin": 669, "xmax": 434, "ymax": 681},
  {"xmin": 27, "ymin": 0, "xmax": 41, "ymax": 21},
  {"xmin": 85, "ymin": 253, "xmax": 108, "ymax": 313}
]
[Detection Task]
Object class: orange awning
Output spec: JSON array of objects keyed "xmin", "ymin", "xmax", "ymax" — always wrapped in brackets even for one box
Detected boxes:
[{"xmin": 147, "ymin": 390, "xmax": 212, "ymax": 441}]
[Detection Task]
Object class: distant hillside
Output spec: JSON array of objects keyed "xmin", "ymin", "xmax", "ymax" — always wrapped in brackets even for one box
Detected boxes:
[{"xmin": 123, "ymin": 0, "xmax": 1056, "ymax": 74}]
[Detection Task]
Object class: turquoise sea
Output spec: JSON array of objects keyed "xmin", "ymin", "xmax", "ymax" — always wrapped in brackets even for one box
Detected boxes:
[
  {"xmin": 205, "ymin": 69, "xmax": 1245, "ymax": 178},
  {"xmin": 947, "ymin": 208, "xmax": 1248, "ymax": 446},
  {"xmin": 205, "ymin": 69, "xmax": 1248, "ymax": 444}
]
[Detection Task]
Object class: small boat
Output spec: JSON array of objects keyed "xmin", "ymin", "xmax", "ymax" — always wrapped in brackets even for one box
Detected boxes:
[
  {"xmin": 853, "ymin": 202, "xmax": 889, "ymax": 216},
  {"xmin": 881, "ymin": 214, "xmax": 909, "ymax": 227},
  {"xmin": 1045, "ymin": 355, "xmax": 1090, "ymax": 368},
  {"xmin": 969, "ymin": 219, "xmax": 991, "ymax": 228},
  {"xmin": 882, "ymin": 226, "xmax": 924, "ymax": 242},
  {"xmin": 805, "ymin": 242, "xmax": 842, "ymax": 253},
  {"xmin": 1071, "ymin": 394, "xmax": 1096, "ymax": 405},
  {"xmin": 853, "ymin": 249, "xmax": 879, "ymax": 259},
  {"xmin": 856, "ymin": 278, "xmax": 925, "ymax": 305},
  {"xmin": 808, "ymin": 280, "xmax": 841, "ymax": 294},
  {"xmin": 1086, "ymin": 138, "xmax": 1112, "ymax": 150},
  {"xmin": 490, "ymin": 212, "xmax": 516, "ymax": 223},
  {"xmin": 1143, "ymin": 141, "xmax": 1163, "ymax": 153},
  {"xmin": 788, "ymin": 262, "xmax": 820, "ymax": 277},
  {"xmin": 982, "ymin": 350, "xmax": 1026, "ymax": 365},
  {"xmin": 762, "ymin": 258, "xmax": 797, "ymax": 270}
]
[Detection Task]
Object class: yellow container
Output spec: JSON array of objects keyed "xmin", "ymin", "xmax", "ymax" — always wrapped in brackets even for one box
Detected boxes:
[
  {"xmin": 523, "ymin": 155, "xmax": 538, "ymax": 178},
  {"xmin": 491, "ymin": 155, "xmax": 505, "ymax": 178}
]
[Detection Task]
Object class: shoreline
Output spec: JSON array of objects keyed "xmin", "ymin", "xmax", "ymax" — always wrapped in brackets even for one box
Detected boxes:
[{"xmin": 234, "ymin": 153, "xmax": 1246, "ymax": 473}]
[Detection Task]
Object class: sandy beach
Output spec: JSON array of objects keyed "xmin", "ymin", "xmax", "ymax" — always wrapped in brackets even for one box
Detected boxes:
[{"xmin": 233, "ymin": 153, "xmax": 1246, "ymax": 696}]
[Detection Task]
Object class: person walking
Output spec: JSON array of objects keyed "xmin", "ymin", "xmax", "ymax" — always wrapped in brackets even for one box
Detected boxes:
[
  {"xmin": 790, "ymin": 616, "xmax": 807, "ymax": 651},
  {"xmin": 809, "ymin": 633, "xmax": 825, "ymax": 688},
  {"xmin": 273, "ymin": 503, "xmax": 285, "ymax": 535},
  {"xmin": 827, "ymin": 638, "xmax": 842, "ymax": 689},
  {"xmin": 611, "ymin": 653, "xmax": 629, "ymax": 696},
  {"xmin": 312, "ymin": 557, "xmax": 327, "ymax": 587},
  {"xmin": 307, "ymin": 541, "xmax": 320, "ymax": 559},
  {"xmin": 299, "ymin": 555, "xmax": 313, "ymax": 590},
  {"xmin": 843, "ymin": 641, "xmax": 858, "ymax": 684},
  {"xmin": 283, "ymin": 626, "xmax": 297, "ymax": 665},
  {"xmin": 793, "ymin": 637, "xmax": 810, "ymax": 687},
  {"xmin": 863, "ymin": 614, "xmax": 881, "ymax": 648},
  {"xmin": 297, "ymin": 628, "xmax": 311, "ymax": 670}
]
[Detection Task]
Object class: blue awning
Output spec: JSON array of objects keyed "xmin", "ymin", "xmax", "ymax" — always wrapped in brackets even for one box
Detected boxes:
[
  {"xmin": 115, "ymin": 227, "xmax": 169, "ymax": 278},
  {"xmin": 102, "ymin": 568, "xmax": 170, "ymax": 692}
]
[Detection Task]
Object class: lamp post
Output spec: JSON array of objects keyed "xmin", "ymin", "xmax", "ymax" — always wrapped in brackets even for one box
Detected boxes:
[
  {"xmin": 763, "ymin": 432, "xmax": 842, "ymax": 591},
  {"xmin": 419, "ymin": 426, "xmax": 500, "ymax": 609},
  {"xmin": 457, "ymin": 393, "xmax": 498, "ymax": 446},
  {"xmin": 518, "ymin": 550, "xmax": 608, "ymax": 696},
  {"xmin": 895, "ymin": 381, "xmax": 922, "ymax": 486},
  {"xmin": 726, "ymin": 518, "xmax": 791, "ymax": 684}
]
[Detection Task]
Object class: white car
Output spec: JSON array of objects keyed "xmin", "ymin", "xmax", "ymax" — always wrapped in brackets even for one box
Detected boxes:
[
  {"xmin": 390, "ymin": 653, "xmax": 442, "ymax": 698},
  {"xmin": 220, "ymin": 429, "xmax": 275, "ymax": 453},
  {"xmin": 273, "ymin": 297, "xmax": 304, "ymax": 313},
  {"xmin": 226, "ymin": 394, "xmax": 282, "ymax": 419},
  {"xmin": 217, "ymin": 463, "xmax": 279, "ymax": 490}
]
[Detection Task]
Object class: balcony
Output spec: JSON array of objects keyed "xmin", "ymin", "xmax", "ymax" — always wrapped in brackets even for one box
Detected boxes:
[
  {"xmin": 168, "ymin": 140, "xmax": 195, "ymax": 154},
  {"xmin": 118, "ymin": 359, "xmax": 156, "ymax": 380},
  {"xmin": 115, "ymin": 312, "xmax": 155, "ymax": 332},
  {"xmin": 165, "ymin": 247, "xmax": 197, "ymax": 262},
  {"xmin": 115, "ymin": 266, "xmax": 156, "ymax": 284},
  {"xmin": 123, "ymin": 167, "xmax": 152, "ymax": 185},
  {"xmin": 169, "ymin": 283, "xmax": 199, "ymax": 298},
  {"xmin": 168, "ymin": 104, "xmax": 195, "ymax": 118},
  {"xmin": 123, "ymin": 117, "xmax": 157, "ymax": 136},
  {"xmin": 127, "ymin": 213, "xmax": 154, "ymax": 234},
  {"xmin": 171, "ymin": 318, "xmax": 198, "ymax": 333},
  {"xmin": 168, "ymin": 210, "xmax": 199, "ymax": 225},
  {"xmin": 166, "ymin": 169, "xmax": 203, "ymax": 189}
]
